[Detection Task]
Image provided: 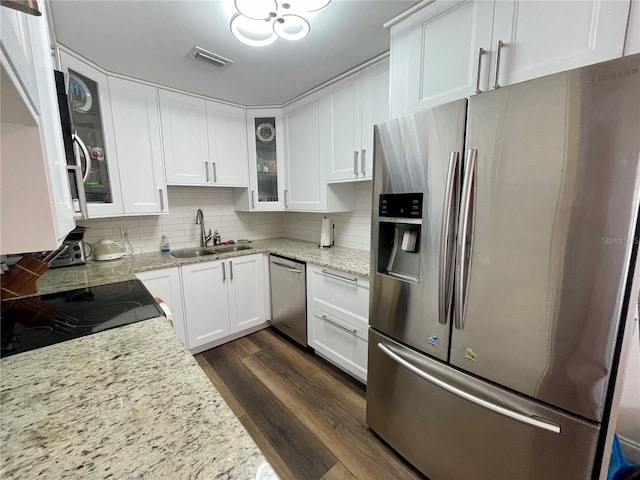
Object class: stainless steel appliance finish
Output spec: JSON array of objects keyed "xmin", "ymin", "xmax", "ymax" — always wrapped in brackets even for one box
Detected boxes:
[
  {"xmin": 367, "ymin": 54, "xmax": 640, "ymax": 479},
  {"xmin": 269, "ymin": 255, "xmax": 307, "ymax": 346},
  {"xmin": 370, "ymin": 100, "xmax": 466, "ymax": 361}
]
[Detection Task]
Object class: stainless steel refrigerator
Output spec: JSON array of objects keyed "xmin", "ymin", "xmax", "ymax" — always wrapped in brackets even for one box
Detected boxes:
[{"xmin": 366, "ymin": 54, "xmax": 640, "ymax": 479}]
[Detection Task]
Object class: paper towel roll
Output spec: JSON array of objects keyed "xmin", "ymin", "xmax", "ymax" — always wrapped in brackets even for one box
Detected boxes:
[{"xmin": 320, "ymin": 217, "xmax": 332, "ymax": 247}]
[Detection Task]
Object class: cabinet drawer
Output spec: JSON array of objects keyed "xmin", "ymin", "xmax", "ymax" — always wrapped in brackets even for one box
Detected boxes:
[
  {"xmin": 307, "ymin": 265, "xmax": 369, "ymax": 326},
  {"xmin": 308, "ymin": 306, "xmax": 368, "ymax": 383}
]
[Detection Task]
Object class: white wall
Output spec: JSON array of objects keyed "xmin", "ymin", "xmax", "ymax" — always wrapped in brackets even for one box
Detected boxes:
[
  {"xmin": 79, "ymin": 186, "xmax": 283, "ymax": 254},
  {"xmin": 282, "ymin": 182, "xmax": 373, "ymax": 251}
]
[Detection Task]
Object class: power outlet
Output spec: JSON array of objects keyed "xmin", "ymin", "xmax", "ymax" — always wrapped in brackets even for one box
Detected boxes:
[
  {"xmin": 119, "ymin": 226, "xmax": 129, "ymax": 238},
  {"xmin": 244, "ymin": 219, "xmax": 251, "ymax": 227}
]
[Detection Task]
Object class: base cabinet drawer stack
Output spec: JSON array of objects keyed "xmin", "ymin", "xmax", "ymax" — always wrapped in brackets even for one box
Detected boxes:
[{"xmin": 306, "ymin": 264, "xmax": 370, "ymax": 383}]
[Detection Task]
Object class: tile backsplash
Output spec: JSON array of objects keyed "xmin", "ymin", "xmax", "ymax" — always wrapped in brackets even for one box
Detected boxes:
[
  {"xmin": 282, "ymin": 182, "xmax": 373, "ymax": 251},
  {"xmin": 79, "ymin": 183, "xmax": 373, "ymax": 254},
  {"xmin": 79, "ymin": 187, "xmax": 283, "ymax": 254}
]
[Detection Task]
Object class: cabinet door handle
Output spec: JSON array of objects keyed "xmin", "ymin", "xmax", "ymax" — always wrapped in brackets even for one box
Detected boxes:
[
  {"xmin": 212, "ymin": 162, "xmax": 217, "ymax": 183},
  {"xmin": 229, "ymin": 260, "xmax": 233, "ymax": 280},
  {"xmin": 320, "ymin": 315, "xmax": 357, "ymax": 336},
  {"xmin": 205, "ymin": 162, "xmax": 210, "ymax": 182},
  {"xmin": 251, "ymin": 190, "xmax": 256, "ymax": 209},
  {"xmin": 284, "ymin": 189, "xmax": 289, "ymax": 209},
  {"xmin": 475, "ymin": 47, "xmax": 486, "ymax": 94},
  {"xmin": 159, "ymin": 188, "xmax": 165, "ymax": 211},
  {"xmin": 353, "ymin": 150, "xmax": 359, "ymax": 176},
  {"xmin": 493, "ymin": 40, "xmax": 505, "ymax": 89},
  {"xmin": 321, "ymin": 269, "xmax": 358, "ymax": 283},
  {"xmin": 361, "ymin": 149, "xmax": 366, "ymax": 176},
  {"xmin": 221, "ymin": 262, "xmax": 226, "ymax": 282}
]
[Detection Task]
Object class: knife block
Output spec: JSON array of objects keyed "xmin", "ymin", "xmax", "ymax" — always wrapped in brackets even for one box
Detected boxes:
[{"xmin": 1, "ymin": 256, "xmax": 49, "ymax": 298}]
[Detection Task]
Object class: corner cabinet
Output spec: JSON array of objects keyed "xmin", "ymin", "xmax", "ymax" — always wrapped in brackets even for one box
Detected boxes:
[
  {"xmin": 181, "ymin": 254, "xmax": 267, "ymax": 353},
  {"xmin": 306, "ymin": 264, "xmax": 370, "ymax": 384},
  {"xmin": 109, "ymin": 78, "xmax": 167, "ymax": 215},
  {"xmin": 324, "ymin": 58, "xmax": 390, "ymax": 182},
  {"xmin": 390, "ymin": 0, "xmax": 631, "ymax": 117},
  {"xmin": 59, "ymin": 50, "xmax": 124, "ymax": 217},
  {"xmin": 234, "ymin": 109, "xmax": 286, "ymax": 211}
]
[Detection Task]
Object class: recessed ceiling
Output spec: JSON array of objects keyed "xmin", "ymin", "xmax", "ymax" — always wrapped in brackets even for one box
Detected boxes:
[{"xmin": 49, "ymin": 0, "xmax": 418, "ymax": 106}]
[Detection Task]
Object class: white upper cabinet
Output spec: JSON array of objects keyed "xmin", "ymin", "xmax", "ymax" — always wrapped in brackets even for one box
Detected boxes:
[
  {"xmin": 205, "ymin": 101, "xmax": 248, "ymax": 187},
  {"xmin": 60, "ymin": 51, "xmax": 124, "ymax": 218},
  {"xmin": 324, "ymin": 58, "xmax": 389, "ymax": 182},
  {"xmin": 284, "ymin": 95, "xmax": 324, "ymax": 211},
  {"xmin": 109, "ymin": 78, "xmax": 167, "ymax": 215},
  {"xmin": 391, "ymin": 0, "xmax": 631, "ymax": 117},
  {"xmin": 491, "ymin": 0, "xmax": 631, "ymax": 88},
  {"xmin": 360, "ymin": 59, "xmax": 391, "ymax": 179},
  {"xmin": 284, "ymin": 94, "xmax": 355, "ymax": 212},
  {"xmin": 159, "ymin": 89, "xmax": 209, "ymax": 185},
  {"xmin": 234, "ymin": 108, "xmax": 286, "ymax": 211},
  {"xmin": 394, "ymin": 0, "xmax": 494, "ymax": 117},
  {"xmin": 1, "ymin": 6, "xmax": 75, "ymax": 254}
]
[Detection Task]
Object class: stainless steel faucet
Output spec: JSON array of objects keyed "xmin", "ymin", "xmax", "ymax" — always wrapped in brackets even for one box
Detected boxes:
[{"xmin": 195, "ymin": 209, "xmax": 212, "ymax": 247}]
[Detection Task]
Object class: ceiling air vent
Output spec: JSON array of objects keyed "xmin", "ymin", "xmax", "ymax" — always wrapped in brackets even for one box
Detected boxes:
[{"xmin": 190, "ymin": 46, "xmax": 233, "ymax": 70}]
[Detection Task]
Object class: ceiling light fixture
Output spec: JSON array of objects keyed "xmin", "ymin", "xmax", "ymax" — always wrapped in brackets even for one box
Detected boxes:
[{"xmin": 230, "ymin": 0, "xmax": 330, "ymax": 47}]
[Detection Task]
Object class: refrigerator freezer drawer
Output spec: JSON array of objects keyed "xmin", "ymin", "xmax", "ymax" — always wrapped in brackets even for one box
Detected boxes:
[{"xmin": 366, "ymin": 329, "xmax": 600, "ymax": 480}]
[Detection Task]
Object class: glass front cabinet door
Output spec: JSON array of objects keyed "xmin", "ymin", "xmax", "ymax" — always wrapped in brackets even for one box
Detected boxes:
[
  {"xmin": 242, "ymin": 109, "xmax": 285, "ymax": 211},
  {"xmin": 60, "ymin": 50, "xmax": 123, "ymax": 217}
]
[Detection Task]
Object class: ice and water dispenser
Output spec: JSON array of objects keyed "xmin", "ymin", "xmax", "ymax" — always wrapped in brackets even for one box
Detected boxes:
[{"xmin": 377, "ymin": 193, "xmax": 423, "ymax": 283}]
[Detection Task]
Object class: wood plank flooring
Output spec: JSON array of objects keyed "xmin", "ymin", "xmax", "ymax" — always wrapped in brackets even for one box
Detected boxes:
[{"xmin": 196, "ymin": 328, "xmax": 425, "ymax": 480}]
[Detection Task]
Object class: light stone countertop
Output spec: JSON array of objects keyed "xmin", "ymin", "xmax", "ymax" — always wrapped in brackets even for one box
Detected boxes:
[
  {"xmin": 0, "ymin": 317, "xmax": 277, "ymax": 479},
  {"xmin": 36, "ymin": 238, "xmax": 371, "ymax": 296}
]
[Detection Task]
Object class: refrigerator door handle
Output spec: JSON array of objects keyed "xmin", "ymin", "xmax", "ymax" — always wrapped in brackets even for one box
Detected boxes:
[
  {"xmin": 438, "ymin": 151, "xmax": 460, "ymax": 325},
  {"xmin": 377, "ymin": 342, "xmax": 561, "ymax": 434},
  {"xmin": 455, "ymin": 149, "xmax": 477, "ymax": 330}
]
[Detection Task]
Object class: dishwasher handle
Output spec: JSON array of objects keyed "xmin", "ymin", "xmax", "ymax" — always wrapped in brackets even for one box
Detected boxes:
[{"xmin": 271, "ymin": 260, "xmax": 302, "ymax": 274}]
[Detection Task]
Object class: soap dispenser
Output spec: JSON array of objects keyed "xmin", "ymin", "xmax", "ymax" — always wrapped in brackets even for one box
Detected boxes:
[
  {"xmin": 213, "ymin": 230, "xmax": 221, "ymax": 246},
  {"xmin": 160, "ymin": 235, "xmax": 170, "ymax": 253}
]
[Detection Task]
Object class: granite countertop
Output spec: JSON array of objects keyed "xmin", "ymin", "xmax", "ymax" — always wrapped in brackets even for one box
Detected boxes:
[
  {"xmin": 0, "ymin": 317, "xmax": 277, "ymax": 479},
  {"xmin": 36, "ymin": 238, "xmax": 371, "ymax": 296}
]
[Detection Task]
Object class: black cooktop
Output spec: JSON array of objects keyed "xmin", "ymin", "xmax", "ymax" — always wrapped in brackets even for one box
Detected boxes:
[{"xmin": 1, "ymin": 280, "xmax": 163, "ymax": 358}]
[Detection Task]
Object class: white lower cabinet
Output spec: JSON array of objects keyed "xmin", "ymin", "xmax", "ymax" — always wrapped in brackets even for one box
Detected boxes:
[
  {"xmin": 181, "ymin": 254, "xmax": 267, "ymax": 353},
  {"xmin": 135, "ymin": 267, "xmax": 186, "ymax": 345},
  {"xmin": 306, "ymin": 264, "xmax": 370, "ymax": 383}
]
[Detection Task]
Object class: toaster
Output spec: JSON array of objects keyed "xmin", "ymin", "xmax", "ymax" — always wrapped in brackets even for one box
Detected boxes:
[{"xmin": 50, "ymin": 227, "xmax": 89, "ymax": 268}]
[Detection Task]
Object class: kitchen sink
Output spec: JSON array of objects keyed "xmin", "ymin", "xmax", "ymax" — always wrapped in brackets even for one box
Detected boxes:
[
  {"xmin": 170, "ymin": 249, "xmax": 218, "ymax": 259},
  {"xmin": 211, "ymin": 245, "xmax": 254, "ymax": 254}
]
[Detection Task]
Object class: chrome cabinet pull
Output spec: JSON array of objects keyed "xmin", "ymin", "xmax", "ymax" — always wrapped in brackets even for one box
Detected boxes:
[
  {"xmin": 438, "ymin": 152, "xmax": 459, "ymax": 325},
  {"xmin": 321, "ymin": 269, "xmax": 358, "ymax": 283},
  {"xmin": 159, "ymin": 188, "xmax": 165, "ymax": 211},
  {"xmin": 361, "ymin": 149, "xmax": 366, "ymax": 175},
  {"xmin": 284, "ymin": 189, "xmax": 289, "ymax": 209},
  {"xmin": 251, "ymin": 190, "xmax": 256, "ymax": 209},
  {"xmin": 454, "ymin": 149, "xmax": 477, "ymax": 330},
  {"xmin": 221, "ymin": 262, "xmax": 226, "ymax": 282},
  {"xmin": 212, "ymin": 162, "xmax": 217, "ymax": 183},
  {"xmin": 475, "ymin": 47, "xmax": 486, "ymax": 94},
  {"xmin": 229, "ymin": 261, "xmax": 233, "ymax": 280},
  {"xmin": 321, "ymin": 315, "xmax": 357, "ymax": 335},
  {"xmin": 493, "ymin": 40, "xmax": 505, "ymax": 89},
  {"xmin": 353, "ymin": 150, "xmax": 358, "ymax": 176},
  {"xmin": 378, "ymin": 343, "xmax": 561, "ymax": 434},
  {"xmin": 205, "ymin": 161, "xmax": 210, "ymax": 182}
]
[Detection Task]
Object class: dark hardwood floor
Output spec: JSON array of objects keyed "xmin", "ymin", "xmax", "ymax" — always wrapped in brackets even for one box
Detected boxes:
[{"xmin": 195, "ymin": 327, "xmax": 425, "ymax": 480}]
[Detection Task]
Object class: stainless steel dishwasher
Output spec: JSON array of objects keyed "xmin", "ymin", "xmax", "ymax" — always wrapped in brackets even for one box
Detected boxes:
[{"xmin": 269, "ymin": 254, "xmax": 307, "ymax": 346}]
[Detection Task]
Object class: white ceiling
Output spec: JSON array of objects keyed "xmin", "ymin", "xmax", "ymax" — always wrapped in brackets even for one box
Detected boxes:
[{"xmin": 49, "ymin": 0, "xmax": 418, "ymax": 106}]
